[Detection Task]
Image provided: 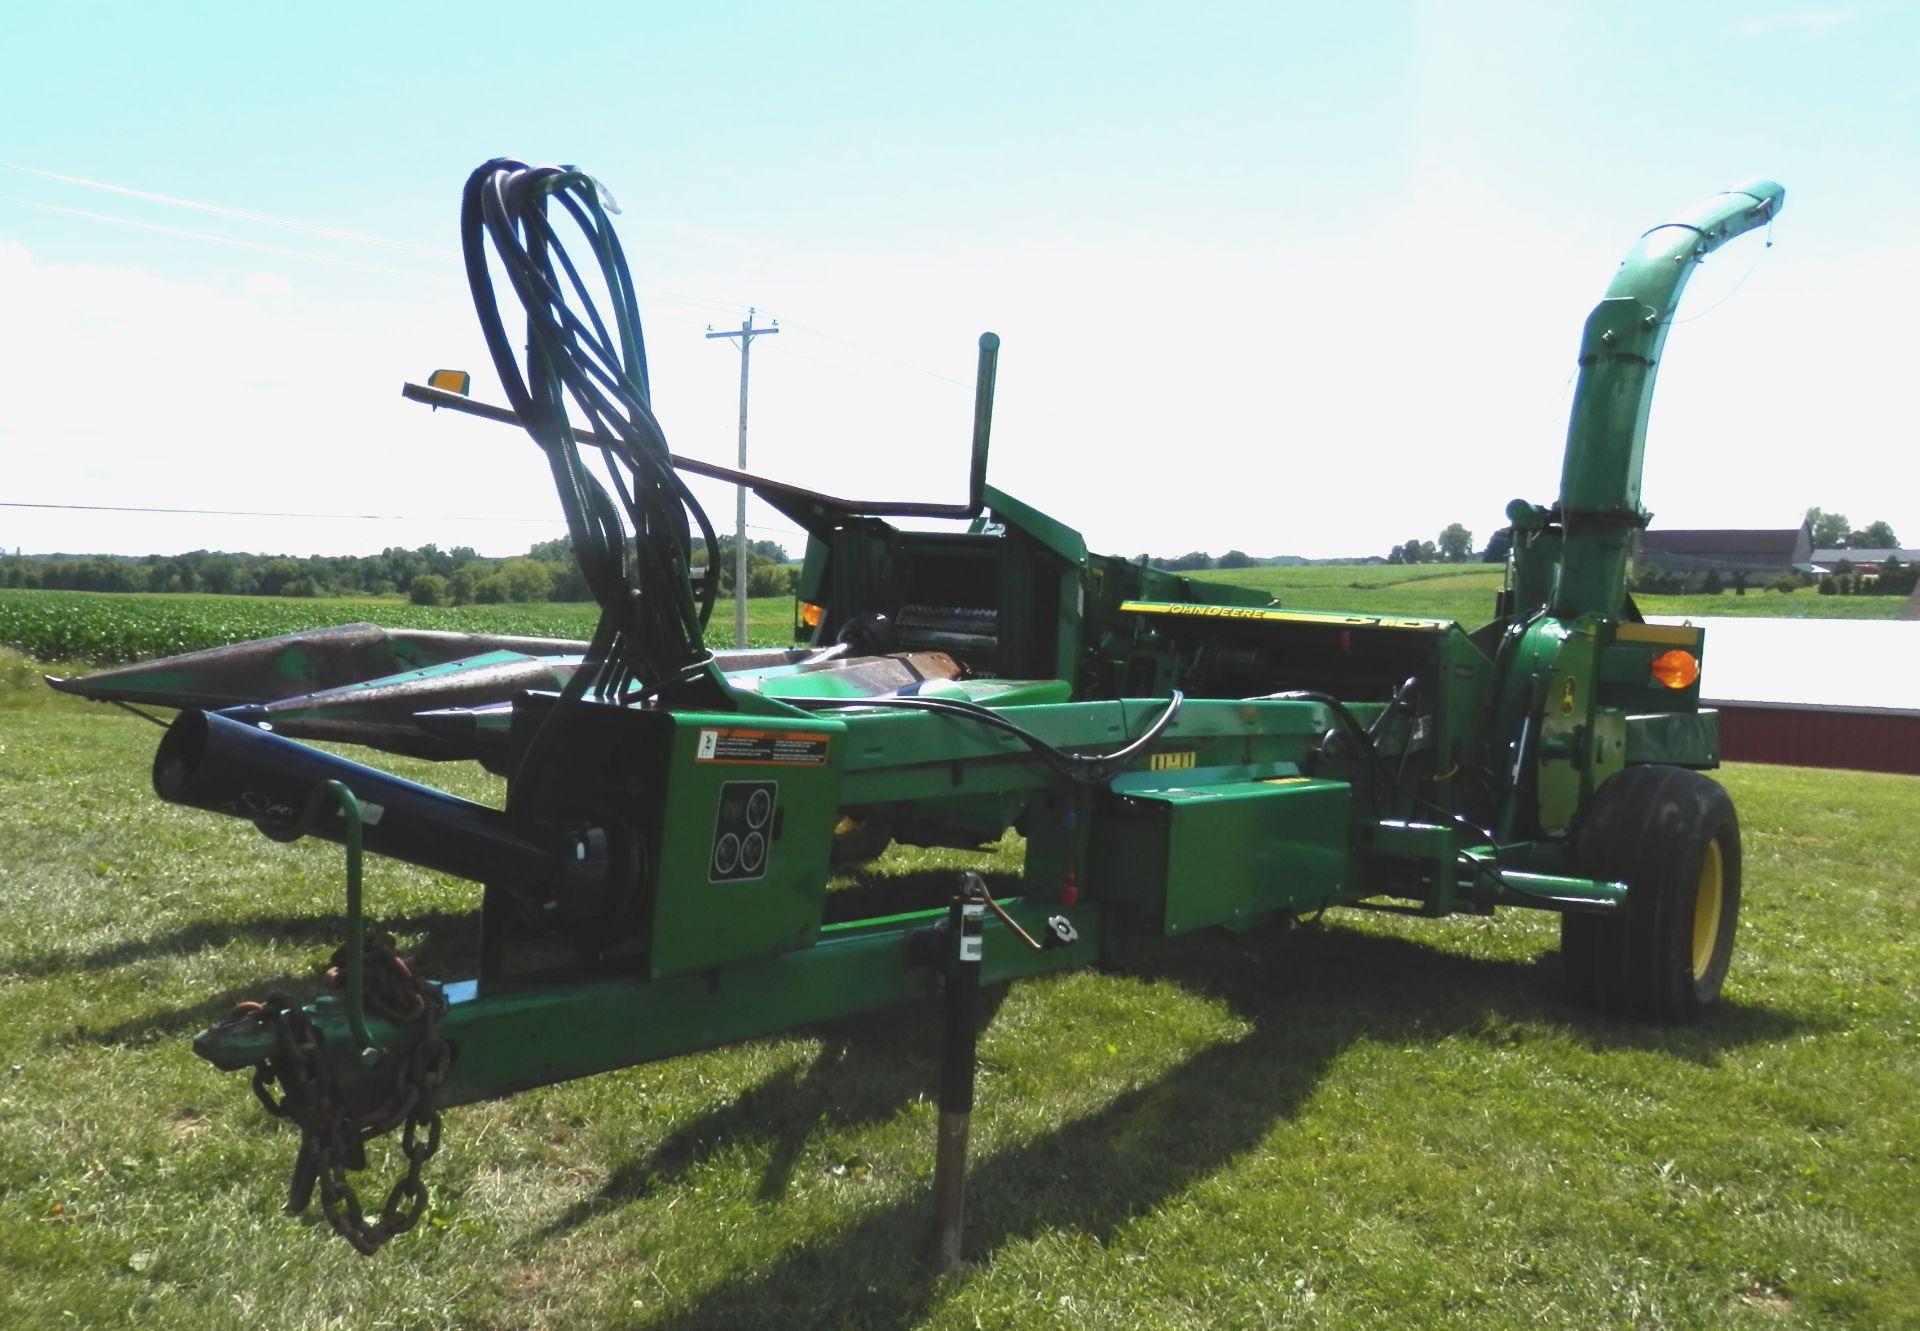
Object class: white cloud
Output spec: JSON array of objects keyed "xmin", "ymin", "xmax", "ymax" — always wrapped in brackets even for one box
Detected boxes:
[
  {"xmin": 5, "ymin": 192, "xmax": 1916, "ymax": 567},
  {"xmin": 1738, "ymin": 10, "xmax": 1860, "ymax": 38}
]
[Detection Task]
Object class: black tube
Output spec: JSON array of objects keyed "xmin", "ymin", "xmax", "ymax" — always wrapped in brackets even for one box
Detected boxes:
[
  {"xmin": 938, "ymin": 887, "xmax": 984, "ymax": 1114},
  {"xmin": 153, "ymin": 709, "xmax": 563, "ymax": 889},
  {"xmin": 966, "ymin": 332, "xmax": 998, "ymax": 515}
]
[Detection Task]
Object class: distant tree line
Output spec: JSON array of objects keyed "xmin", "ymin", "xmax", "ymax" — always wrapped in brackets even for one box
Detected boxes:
[
  {"xmin": 1385, "ymin": 523, "xmax": 1476, "ymax": 565},
  {"xmin": 1630, "ymin": 567, "xmax": 1808, "ymax": 597},
  {"xmin": 1816, "ymin": 557, "xmax": 1918, "ymax": 598},
  {"xmin": 1805, "ymin": 508, "xmax": 1900, "ymax": 551},
  {"xmin": 1628, "ymin": 559, "xmax": 1918, "ymax": 598},
  {"xmin": 0, "ymin": 537, "xmax": 798, "ymax": 605},
  {"xmin": 1141, "ymin": 523, "xmax": 1491, "ymax": 572},
  {"xmin": 1137, "ymin": 551, "xmax": 1300, "ymax": 572}
]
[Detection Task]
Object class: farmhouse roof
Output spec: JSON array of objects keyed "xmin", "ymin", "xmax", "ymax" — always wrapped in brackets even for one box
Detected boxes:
[
  {"xmin": 1640, "ymin": 529, "xmax": 1801, "ymax": 555},
  {"xmin": 1810, "ymin": 548, "xmax": 1920, "ymax": 564}
]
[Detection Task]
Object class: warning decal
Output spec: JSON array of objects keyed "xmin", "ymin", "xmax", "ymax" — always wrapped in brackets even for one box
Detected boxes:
[{"xmin": 695, "ymin": 728, "xmax": 831, "ymax": 766}]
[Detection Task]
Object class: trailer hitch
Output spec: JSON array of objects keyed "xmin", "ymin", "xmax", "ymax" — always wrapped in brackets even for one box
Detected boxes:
[{"xmin": 192, "ymin": 782, "xmax": 451, "ymax": 1255}]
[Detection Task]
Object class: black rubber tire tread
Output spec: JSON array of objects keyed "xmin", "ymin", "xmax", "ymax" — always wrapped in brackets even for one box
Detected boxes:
[
  {"xmin": 829, "ymin": 810, "xmax": 894, "ymax": 869},
  {"xmin": 1561, "ymin": 764, "xmax": 1741, "ymax": 1021}
]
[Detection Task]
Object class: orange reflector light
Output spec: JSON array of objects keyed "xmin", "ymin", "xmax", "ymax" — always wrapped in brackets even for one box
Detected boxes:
[
  {"xmin": 800, "ymin": 602, "xmax": 824, "ymax": 629},
  {"xmin": 1650, "ymin": 649, "xmax": 1700, "ymax": 690}
]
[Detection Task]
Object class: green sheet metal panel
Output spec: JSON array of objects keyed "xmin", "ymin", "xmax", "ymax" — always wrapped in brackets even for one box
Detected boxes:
[
  {"xmin": 1098, "ymin": 778, "xmax": 1352, "ymax": 935},
  {"xmin": 1536, "ymin": 626, "xmax": 1597, "ymax": 831},
  {"xmin": 648, "ymin": 712, "xmax": 847, "ymax": 977},
  {"xmin": 505, "ymin": 698, "xmax": 847, "ymax": 980},
  {"xmin": 1625, "ymin": 709, "xmax": 1721, "ymax": 768}
]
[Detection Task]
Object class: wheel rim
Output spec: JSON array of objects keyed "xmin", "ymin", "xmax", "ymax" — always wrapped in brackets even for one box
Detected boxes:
[{"xmin": 1691, "ymin": 838, "xmax": 1725, "ymax": 980}]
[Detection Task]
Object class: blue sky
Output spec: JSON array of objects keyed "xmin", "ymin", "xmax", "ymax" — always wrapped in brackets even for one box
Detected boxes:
[{"xmin": 3, "ymin": 2, "xmax": 1916, "ymax": 560}]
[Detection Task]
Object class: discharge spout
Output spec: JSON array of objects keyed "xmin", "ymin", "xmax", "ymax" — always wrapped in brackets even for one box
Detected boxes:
[
  {"xmin": 1549, "ymin": 179, "xmax": 1784, "ymax": 618},
  {"xmin": 153, "ymin": 708, "xmax": 565, "ymax": 889}
]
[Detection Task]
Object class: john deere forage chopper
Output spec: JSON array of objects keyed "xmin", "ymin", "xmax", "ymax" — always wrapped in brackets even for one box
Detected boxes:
[{"xmin": 56, "ymin": 163, "xmax": 1781, "ymax": 1262}]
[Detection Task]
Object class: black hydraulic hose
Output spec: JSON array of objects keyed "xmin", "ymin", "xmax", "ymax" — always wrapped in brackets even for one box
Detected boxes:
[
  {"xmin": 1243, "ymin": 688, "xmax": 1389, "ymax": 806},
  {"xmin": 459, "ymin": 160, "xmax": 719, "ymax": 702}
]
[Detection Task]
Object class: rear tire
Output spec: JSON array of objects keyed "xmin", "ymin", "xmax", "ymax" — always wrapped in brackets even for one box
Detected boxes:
[
  {"xmin": 1562, "ymin": 764, "xmax": 1740, "ymax": 1021},
  {"xmin": 829, "ymin": 810, "xmax": 894, "ymax": 869}
]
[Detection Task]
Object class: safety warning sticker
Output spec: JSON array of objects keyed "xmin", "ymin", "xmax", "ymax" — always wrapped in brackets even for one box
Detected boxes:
[{"xmin": 695, "ymin": 728, "xmax": 831, "ymax": 766}]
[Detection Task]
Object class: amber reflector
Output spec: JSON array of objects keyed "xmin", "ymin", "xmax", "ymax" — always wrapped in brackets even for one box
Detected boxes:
[
  {"xmin": 1650, "ymin": 649, "xmax": 1700, "ymax": 690},
  {"xmin": 800, "ymin": 602, "xmax": 824, "ymax": 629}
]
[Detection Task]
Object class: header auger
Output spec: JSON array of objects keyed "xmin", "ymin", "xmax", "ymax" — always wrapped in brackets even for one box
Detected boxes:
[{"xmin": 57, "ymin": 165, "xmax": 1783, "ymax": 1263}]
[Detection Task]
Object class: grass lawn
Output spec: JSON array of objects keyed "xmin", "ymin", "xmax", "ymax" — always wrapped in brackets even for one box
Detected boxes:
[
  {"xmin": 1192, "ymin": 565, "xmax": 1908, "ymax": 626},
  {"xmin": 0, "ymin": 654, "xmax": 1914, "ymax": 1329}
]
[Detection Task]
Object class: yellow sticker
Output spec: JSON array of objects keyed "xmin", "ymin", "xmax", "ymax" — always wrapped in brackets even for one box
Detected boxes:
[
  {"xmin": 1118, "ymin": 601, "xmax": 1451, "ymax": 632},
  {"xmin": 1614, "ymin": 622, "xmax": 1700, "ymax": 646},
  {"xmin": 1560, "ymin": 676, "xmax": 1578, "ymax": 715},
  {"xmin": 1148, "ymin": 751, "xmax": 1197, "ymax": 771}
]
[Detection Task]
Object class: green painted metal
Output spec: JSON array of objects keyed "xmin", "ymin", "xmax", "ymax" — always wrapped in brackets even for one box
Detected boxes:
[
  {"xmin": 311, "ymin": 781, "xmax": 375, "ymax": 1051},
  {"xmin": 197, "ymin": 899, "xmax": 1102, "ymax": 1108},
  {"xmin": 1095, "ymin": 778, "xmax": 1352, "ymax": 934},
  {"xmin": 1624, "ymin": 709, "xmax": 1721, "ymax": 767},
  {"xmin": 1488, "ymin": 869, "xmax": 1628, "ymax": 913},
  {"xmin": 1598, "ymin": 621, "xmax": 1707, "ymax": 717},
  {"xmin": 1355, "ymin": 818, "xmax": 1458, "ymax": 912},
  {"xmin": 1539, "ymin": 180, "xmax": 1784, "ymax": 621},
  {"xmin": 980, "ymin": 485, "xmax": 1087, "ymax": 568},
  {"xmin": 1535, "ymin": 624, "xmax": 1598, "ymax": 831},
  {"xmin": 835, "ymin": 698, "xmax": 1334, "ymax": 806},
  {"xmin": 154, "ymin": 178, "xmax": 1783, "ymax": 1249},
  {"xmin": 501, "ymin": 697, "xmax": 848, "ymax": 977}
]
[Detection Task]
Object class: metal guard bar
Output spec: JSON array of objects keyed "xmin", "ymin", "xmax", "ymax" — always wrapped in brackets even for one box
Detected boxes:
[{"xmin": 401, "ymin": 332, "xmax": 998, "ymax": 520}]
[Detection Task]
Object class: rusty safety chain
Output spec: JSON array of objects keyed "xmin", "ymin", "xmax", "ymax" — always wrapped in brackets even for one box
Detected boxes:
[{"xmin": 236, "ymin": 932, "xmax": 449, "ymax": 1255}]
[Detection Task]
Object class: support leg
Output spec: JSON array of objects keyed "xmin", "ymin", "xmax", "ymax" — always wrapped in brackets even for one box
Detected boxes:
[{"xmin": 924, "ymin": 872, "xmax": 986, "ymax": 1275}]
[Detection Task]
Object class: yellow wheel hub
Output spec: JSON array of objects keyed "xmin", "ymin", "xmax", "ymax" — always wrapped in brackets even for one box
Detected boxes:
[{"xmin": 1691, "ymin": 839, "xmax": 1725, "ymax": 980}]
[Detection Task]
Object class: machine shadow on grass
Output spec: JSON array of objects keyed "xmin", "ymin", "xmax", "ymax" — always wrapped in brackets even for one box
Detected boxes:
[
  {"xmin": 5, "ymin": 907, "xmax": 476, "ymax": 981},
  {"xmin": 27, "ymin": 907, "xmax": 478, "ymax": 1048},
  {"xmin": 33, "ymin": 860, "xmax": 1012, "ymax": 1051},
  {"xmin": 530, "ymin": 917, "xmax": 1805, "ymax": 1331}
]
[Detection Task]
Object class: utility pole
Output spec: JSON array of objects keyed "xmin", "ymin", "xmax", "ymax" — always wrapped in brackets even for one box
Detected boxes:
[{"xmin": 706, "ymin": 309, "xmax": 778, "ymax": 647}]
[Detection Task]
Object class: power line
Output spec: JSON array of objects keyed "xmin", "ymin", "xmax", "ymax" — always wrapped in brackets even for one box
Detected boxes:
[
  {"xmin": 1, "ymin": 162, "xmax": 455, "ymax": 258},
  {"xmin": 25, "ymin": 202, "xmax": 457, "ymax": 284},
  {"xmin": 766, "ymin": 315, "xmax": 971, "ymax": 388},
  {"xmin": 1, "ymin": 500, "xmax": 558, "ymax": 523}
]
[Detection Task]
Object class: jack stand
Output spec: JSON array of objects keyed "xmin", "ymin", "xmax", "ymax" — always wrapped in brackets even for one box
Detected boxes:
[{"xmin": 924, "ymin": 871, "xmax": 987, "ymax": 1276}]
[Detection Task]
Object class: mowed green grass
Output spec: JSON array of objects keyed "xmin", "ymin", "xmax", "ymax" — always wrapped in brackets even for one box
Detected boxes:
[
  {"xmin": 0, "ymin": 657, "xmax": 1915, "ymax": 1329},
  {"xmin": 1192, "ymin": 564, "xmax": 1907, "ymax": 624}
]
